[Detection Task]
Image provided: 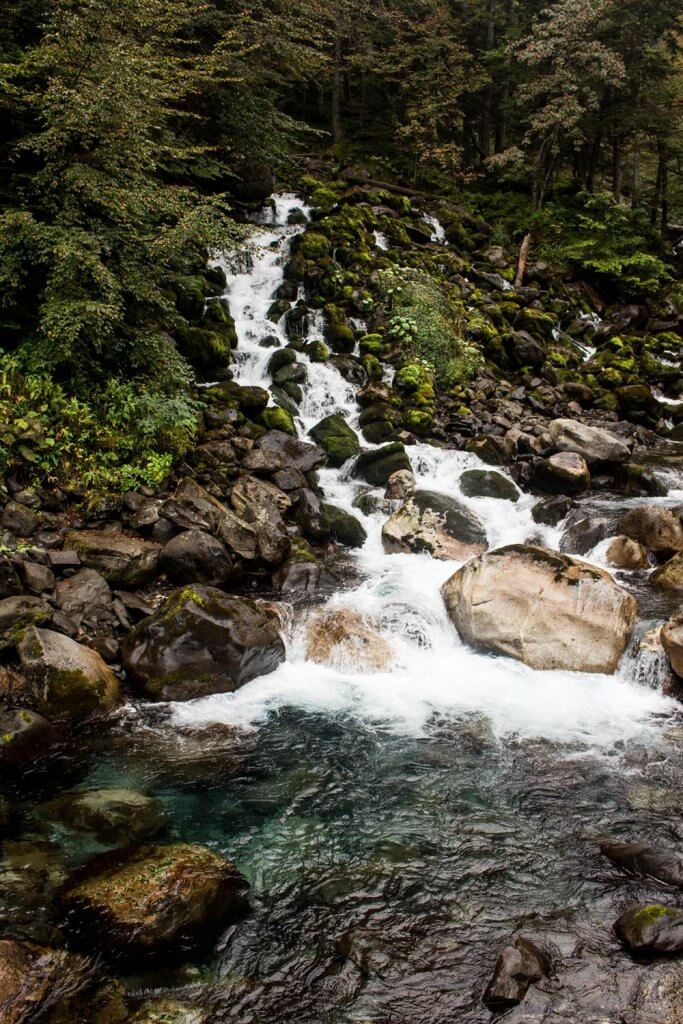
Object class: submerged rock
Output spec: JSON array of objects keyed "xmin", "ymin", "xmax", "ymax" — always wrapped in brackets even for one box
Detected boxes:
[
  {"xmin": 382, "ymin": 490, "xmax": 487, "ymax": 560},
  {"xmin": 600, "ymin": 840, "xmax": 683, "ymax": 887},
  {"xmin": 306, "ymin": 608, "xmax": 394, "ymax": 673},
  {"xmin": 128, "ymin": 999, "xmax": 208, "ymax": 1024},
  {"xmin": 614, "ymin": 904, "xmax": 683, "ymax": 954},
  {"xmin": 441, "ymin": 544, "xmax": 637, "ymax": 673},
  {"xmin": 617, "ymin": 505, "xmax": 683, "ymax": 556},
  {"xmin": 66, "ymin": 530, "xmax": 160, "ymax": 586},
  {"xmin": 18, "ymin": 627, "xmax": 119, "ymax": 719},
  {"xmin": 59, "ymin": 842, "xmax": 249, "ymax": 961},
  {"xmin": 43, "ymin": 788, "xmax": 166, "ymax": 845},
  {"xmin": 548, "ymin": 418, "xmax": 631, "ymax": 465},
  {"xmin": 483, "ymin": 936, "xmax": 548, "ymax": 1011},
  {"xmin": 122, "ymin": 585, "xmax": 285, "ymax": 701},
  {"xmin": 0, "ymin": 708, "xmax": 56, "ymax": 768}
]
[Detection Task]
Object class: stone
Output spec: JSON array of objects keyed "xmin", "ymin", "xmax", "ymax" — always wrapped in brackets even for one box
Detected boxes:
[
  {"xmin": 66, "ymin": 531, "xmax": 160, "ymax": 586},
  {"xmin": 382, "ymin": 490, "xmax": 487, "ymax": 561},
  {"xmin": 531, "ymin": 496, "xmax": 574, "ymax": 527},
  {"xmin": 43, "ymin": 788, "xmax": 166, "ymax": 845},
  {"xmin": 122, "ymin": 585, "xmax": 285, "ymax": 701},
  {"xmin": 161, "ymin": 478, "xmax": 259, "ymax": 562},
  {"xmin": 0, "ymin": 554, "xmax": 22, "ymax": 598},
  {"xmin": 58, "ymin": 843, "xmax": 249, "ymax": 962},
  {"xmin": 548, "ymin": 418, "xmax": 630, "ymax": 465},
  {"xmin": 384, "ymin": 469, "xmax": 416, "ymax": 500},
  {"xmin": 18, "ymin": 561, "xmax": 55, "ymax": 595},
  {"xmin": 533, "ymin": 452, "xmax": 590, "ymax": 495},
  {"xmin": 0, "ymin": 708, "xmax": 56, "ymax": 768},
  {"xmin": 354, "ymin": 443, "xmax": 412, "ymax": 486},
  {"xmin": 230, "ymin": 476, "xmax": 291, "ymax": 565},
  {"xmin": 55, "ymin": 568, "xmax": 115, "ymax": 634},
  {"xmin": 465, "ymin": 435, "xmax": 514, "ymax": 466},
  {"xmin": 127, "ymin": 999, "xmax": 207, "ymax": 1024},
  {"xmin": 617, "ymin": 505, "xmax": 683, "ymax": 556},
  {"xmin": 560, "ymin": 513, "xmax": 612, "ymax": 555},
  {"xmin": 0, "ymin": 594, "xmax": 52, "ymax": 650},
  {"xmin": 459, "ymin": 469, "xmax": 519, "ymax": 502},
  {"xmin": 160, "ymin": 529, "xmax": 241, "ymax": 586},
  {"xmin": 662, "ymin": 609, "xmax": 683, "ymax": 678},
  {"xmin": 241, "ymin": 430, "xmax": 326, "ymax": 474},
  {"xmin": 275, "ymin": 560, "xmax": 338, "ymax": 599},
  {"xmin": 323, "ymin": 504, "xmax": 367, "ymax": 548},
  {"xmin": 441, "ymin": 544, "xmax": 637, "ymax": 673},
  {"xmin": 306, "ymin": 609, "xmax": 394, "ymax": 673},
  {"xmin": 292, "ymin": 488, "xmax": 330, "ymax": 542},
  {"xmin": 605, "ymin": 536, "xmax": 650, "ymax": 571},
  {"xmin": 483, "ymin": 937, "xmax": 548, "ymax": 1011},
  {"xmin": 309, "ymin": 414, "xmax": 361, "ymax": 466},
  {"xmin": 600, "ymin": 840, "xmax": 683, "ymax": 887},
  {"xmin": 18, "ymin": 627, "xmax": 119, "ymax": 719},
  {"xmin": 614, "ymin": 905, "xmax": 683, "ymax": 954},
  {"xmin": 1, "ymin": 502, "xmax": 39, "ymax": 537},
  {"xmin": 651, "ymin": 552, "xmax": 683, "ymax": 592}
]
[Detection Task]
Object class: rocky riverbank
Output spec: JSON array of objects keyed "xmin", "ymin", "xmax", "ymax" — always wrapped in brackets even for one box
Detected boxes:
[{"xmin": 0, "ymin": 183, "xmax": 682, "ymax": 1022}]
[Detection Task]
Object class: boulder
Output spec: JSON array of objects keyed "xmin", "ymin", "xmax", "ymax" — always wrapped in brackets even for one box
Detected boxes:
[
  {"xmin": 0, "ymin": 937, "xmax": 120, "ymax": 1024},
  {"xmin": 560, "ymin": 513, "xmax": 611, "ymax": 555},
  {"xmin": 306, "ymin": 609, "xmax": 394, "ymax": 673},
  {"xmin": 605, "ymin": 536, "xmax": 650, "ymax": 571},
  {"xmin": 292, "ymin": 488, "xmax": 330, "ymax": 542},
  {"xmin": 0, "ymin": 594, "xmax": 52, "ymax": 650},
  {"xmin": 600, "ymin": 840, "xmax": 683, "ymax": 887},
  {"xmin": 533, "ymin": 452, "xmax": 590, "ymax": 495},
  {"xmin": 309, "ymin": 414, "xmax": 360, "ymax": 466},
  {"xmin": 662, "ymin": 609, "xmax": 683, "ymax": 677},
  {"xmin": 128, "ymin": 999, "xmax": 207, "ymax": 1024},
  {"xmin": 323, "ymin": 504, "xmax": 367, "ymax": 548},
  {"xmin": 55, "ymin": 569, "xmax": 115, "ymax": 635},
  {"xmin": 0, "ymin": 708, "xmax": 56, "ymax": 768},
  {"xmin": 384, "ymin": 469, "xmax": 416, "ymax": 500},
  {"xmin": 441, "ymin": 544, "xmax": 637, "ymax": 673},
  {"xmin": 58, "ymin": 843, "xmax": 248, "ymax": 961},
  {"xmin": 354, "ymin": 443, "xmax": 412, "ymax": 486},
  {"xmin": 382, "ymin": 490, "xmax": 487, "ymax": 561},
  {"xmin": 241, "ymin": 430, "xmax": 326, "ymax": 474},
  {"xmin": 18, "ymin": 627, "xmax": 119, "ymax": 719},
  {"xmin": 1, "ymin": 501, "xmax": 39, "ymax": 537},
  {"xmin": 651, "ymin": 552, "xmax": 683, "ymax": 592},
  {"xmin": 617, "ymin": 505, "xmax": 683, "ymax": 556},
  {"xmin": 276, "ymin": 560, "xmax": 337, "ymax": 599},
  {"xmin": 483, "ymin": 937, "xmax": 548, "ymax": 1012},
  {"xmin": 548, "ymin": 418, "xmax": 630, "ymax": 465},
  {"xmin": 160, "ymin": 529, "xmax": 241, "ymax": 586},
  {"xmin": 122, "ymin": 585, "xmax": 285, "ymax": 701},
  {"xmin": 66, "ymin": 531, "xmax": 160, "ymax": 586},
  {"xmin": 614, "ymin": 905, "xmax": 683, "ymax": 954},
  {"xmin": 459, "ymin": 469, "xmax": 519, "ymax": 502},
  {"xmin": 43, "ymin": 788, "xmax": 166, "ymax": 845},
  {"xmin": 230, "ymin": 475, "xmax": 291, "ymax": 565},
  {"xmin": 466, "ymin": 435, "xmax": 514, "ymax": 466},
  {"xmin": 0, "ymin": 554, "xmax": 22, "ymax": 598},
  {"xmin": 531, "ymin": 496, "xmax": 574, "ymax": 527}
]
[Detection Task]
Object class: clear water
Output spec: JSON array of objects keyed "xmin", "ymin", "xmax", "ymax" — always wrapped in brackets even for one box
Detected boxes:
[{"xmin": 17, "ymin": 195, "xmax": 683, "ymax": 1020}]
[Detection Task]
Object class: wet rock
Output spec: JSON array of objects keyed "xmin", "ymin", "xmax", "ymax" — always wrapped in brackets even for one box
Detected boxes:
[
  {"xmin": 0, "ymin": 708, "xmax": 56, "ymax": 768},
  {"xmin": 276, "ymin": 559, "xmax": 338, "ymax": 598},
  {"xmin": 531, "ymin": 495, "xmax": 574, "ymax": 527},
  {"xmin": 651, "ymin": 552, "xmax": 683, "ymax": 592},
  {"xmin": 466, "ymin": 435, "xmax": 514, "ymax": 466},
  {"xmin": 600, "ymin": 840, "xmax": 683, "ymax": 887},
  {"xmin": 354, "ymin": 443, "xmax": 412, "ymax": 486},
  {"xmin": 384, "ymin": 469, "xmax": 415, "ymax": 500},
  {"xmin": 324, "ymin": 504, "xmax": 367, "ymax": 548},
  {"xmin": 1, "ymin": 501, "xmax": 39, "ymax": 537},
  {"xmin": 483, "ymin": 936, "xmax": 548, "ymax": 1012},
  {"xmin": 617, "ymin": 505, "xmax": 683, "ymax": 556},
  {"xmin": 605, "ymin": 536, "xmax": 650, "ymax": 571},
  {"xmin": 0, "ymin": 594, "xmax": 52, "ymax": 650},
  {"xmin": 662, "ymin": 609, "xmax": 683, "ymax": 677},
  {"xmin": 161, "ymin": 479, "xmax": 259, "ymax": 562},
  {"xmin": 0, "ymin": 839, "xmax": 68, "ymax": 939},
  {"xmin": 548, "ymin": 418, "xmax": 630, "ymax": 465},
  {"xmin": 59, "ymin": 842, "xmax": 249, "ymax": 962},
  {"xmin": 230, "ymin": 476, "xmax": 291, "ymax": 565},
  {"xmin": 67, "ymin": 531, "xmax": 160, "ymax": 586},
  {"xmin": 0, "ymin": 555, "xmax": 22, "ymax": 598},
  {"xmin": 306, "ymin": 609, "xmax": 394, "ymax": 673},
  {"xmin": 560, "ymin": 512, "xmax": 612, "ymax": 555},
  {"xmin": 160, "ymin": 529, "xmax": 241, "ymax": 586},
  {"xmin": 533, "ymin": 452, "xmax": 590, "ymax": 495},
  {"xmin": 442, "ymin": 544, "xmax": 637, "ymax": 673},
  {"xmin": 128, "ymin": 999, "xmax": 207, "ymax": 1024},
  {"xmin": 614, "ymin": 904, "xmax": 683, "ymax": 954},
  {"xmin": 309, "ymin": 413, "xmax": 361, "ymax": 466},
  {"xmin": 122, "ymin": 585, "xmax": 285, "ymax": 701},
  {"xmin": 55, "ymin": 568, "xmax": 115, "ymax": 634},
  {"xmin": 0, "ymin": 937, "xmax": 123, "ymax": 1024},
  {"xmin": 18, "ymin": 627, "xmax": 119, "ymax": 719},
  {"xmin": 42, "ymin": 788, "xmax": 166, "ymax": 845},
  {"xmin": 18, "ymin": 561, "xmax": 55, "ymax": 595},
  {"xmin": 459, "ymin": 469, "xmax": 519, "ymax": 502},
  {"xmin": 382, "ymin": 490, "xmax": 487, "ymax": 560},
  {"xmin": 241, "ymin": 429, "xmax": 326, "ymax": 474},
  {"xmin": 292, "ymin": 488, "xmax": 331, "ymax": 542}
]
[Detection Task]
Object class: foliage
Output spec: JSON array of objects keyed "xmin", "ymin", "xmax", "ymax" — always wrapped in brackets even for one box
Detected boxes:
[{"xmin": 378, "ymin": 267, "xmax": 482, "ymax": 388}]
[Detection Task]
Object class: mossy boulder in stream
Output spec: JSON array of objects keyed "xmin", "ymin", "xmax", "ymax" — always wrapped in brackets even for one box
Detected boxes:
[
  {"xmin": 441, "ymin": 545, "xmax": 637, "ymax": 673},
  {"xmin": 122, "ymin": 585, "xmax": 285, "ymax": 701},
  {"xmin": 309, "ymin": 414, "xmax": 361, "ymax": 466},
  {"xmin": 58, "ymin": 843, "xmax": 249, "ymax": 963},
  {"xmin": 18, "ymin": 627, "xmax": 119, "ymax": 719},
  {"xmin": 459, "ymin": 469, "xmax": 519, "ymax": 502},
  {"xmin": 614, "ymin": 904, "xmax": 683, "ymax": 953},
  {"xmin": 354, "ymin": 443, "xmax": 412, "ymax": 486}
]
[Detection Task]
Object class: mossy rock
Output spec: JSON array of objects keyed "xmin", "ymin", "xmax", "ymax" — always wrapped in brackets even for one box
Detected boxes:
[
  {"xmin": 323, "ymin": 504, "xmax": 367, "ymax": 548},
  {"xmin": 515, "ymin": 307, "xmax": 556, "ymax": 340},
  {"xmin": 362, "ymin": 354, "xmax": 383, "ymax": 380},
  {"xmin": 303, "ymin": 339, "xmax": 330, "ymax": 362},
  {"xmin": 324, "ymin": 320, "xmax": 355, "ymax": 354},
  {"xmin": 309, "ymin": 414, "xmax": 361, "ymax": 467},
  {"xmin": 202, "ymin": 298, "xmax": 238, "ymax": 347},
  {"xmin": 176, "ymin": 327, "xmax": 231, "ymax": 377},
  {"xmin": 354, "ymin": 443, "xmax": 412, "ymax": 486},
  {"xmin": 403, "ymin": 408, "xmax": 434, "ymax": 437},
  {"xmin": 293, "ymin": 231, "xmax": 333, "ymax": 261},
  {"xmin": 260, "ymin": 406, "xmax": 297, "ymax": 436},
  {"xmin": 175, "ymin": 275, "xmax": 211, "ymax": 320},
  {"xmin": 359, "ymin": 334, "xmax": 385, "ymax": 357},
  {"xmin": 267, "ymin": 348, "xmax": 298, "ymax": 374}
]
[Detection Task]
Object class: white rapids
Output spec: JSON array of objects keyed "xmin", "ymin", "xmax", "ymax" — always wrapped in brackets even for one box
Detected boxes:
[{"xmin": 179, "ymin": 195, "xmax": 677, "ymax": 747}]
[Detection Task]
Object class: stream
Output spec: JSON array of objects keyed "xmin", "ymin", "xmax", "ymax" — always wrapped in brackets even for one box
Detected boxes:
[{"xmin": 35, "ymin": 195, "xmax": 683, "ymax": 1020}]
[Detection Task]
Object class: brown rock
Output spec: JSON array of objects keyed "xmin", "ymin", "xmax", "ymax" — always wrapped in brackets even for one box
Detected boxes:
[
  {"xmin": 605, "ymin": 536, "xmax": 650, "ymax": 571},
  {"xmin": 306, "ymin": 609, "xmax": 394, "ymax": 673}
]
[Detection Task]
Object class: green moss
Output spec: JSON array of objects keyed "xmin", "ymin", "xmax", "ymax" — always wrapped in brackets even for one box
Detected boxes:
[
  {"xmin": 404, "ymin": 408, "xmax": 434, "ymax": 436},
  {"xmin": 176, "ymin": 326, "xmax": 231, "ymax": 376},
  {"xmin": 260, "ymin": 406, "xmax": 296, "ymax": 436},
  {"xmin": 632, "ymin": 904, "xmax": 674, "ymax": 928}
]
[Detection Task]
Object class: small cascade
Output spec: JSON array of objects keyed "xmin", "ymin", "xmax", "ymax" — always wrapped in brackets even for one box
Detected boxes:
[{"xmin": 422, "ymin": 212, "xmax": 447, "ymax": 245}]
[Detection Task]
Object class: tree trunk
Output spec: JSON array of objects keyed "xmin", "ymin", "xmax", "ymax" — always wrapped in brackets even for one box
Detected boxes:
[
  {"xmin": 586, "ymin": 91, "xmax": 610, "ymax": 193},
  {"xmin": 660, "ymin": 143, "xmax": 668, "ymax": 235},
  {"xmin": 651, "ymin": 146, "xmax": 664, "ymax": 228},
  {"xmin": 631, "ymin": 141, "xmax": 640, "ymax": 211},
  {"xmin": 514, "ymin": 234, "xmax": 532, "ymax": 288},
  {"xmin": 479, "ymin": 0, "xmax": 495, "ymax": 159},
  {"xmin": 332, "ymin": 30, "xmax": 342, "ymax": 143},
  {"xmin": 612, "ymin": 138, "xmax": 623, "ymax": 202}
]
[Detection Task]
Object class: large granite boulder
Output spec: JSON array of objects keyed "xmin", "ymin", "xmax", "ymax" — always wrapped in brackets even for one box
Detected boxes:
[
  {"xmin": 382, "ymin": 490, "xmax": 487, "ymax": 560},
  {"xmin": 229, "ymin": 475, "xmax": 291, "ymax": 565},
  {"xmin": 160, "ymin": 529, "xmax": 241, "ymax": 586},
  {"xmin": 66, "ymin": 531, "xmax": 160, "ymax": 586},
  {"xmin": 160, "ymin": 478, "xmax": 258, "ymax": 561},
  {"xmin": 55, "ymin": 569, "xmax": 116, "ymax": 635},
  {"xmin": 58, "ymin": 843, "xmax": 248, "ymax": 961},
  {"xmin": 18, "ymin": 627, "xmax": 119, "ymax": 719},
  {"xmin": 441, "ymin": 545, "xmax": 637, "ymax": 673},
  {"xmin": 306, "ymin": 609, "xmax": 394, "ymax": 673},
  {"xmin": 651, "ymin": 552, "xmax": 683, "ymax": 592},
  {"xmin": 548, "ymin": 418, "xmax": 631, "ymax": 464},
  {"xmin": 122, "ymin": 585, "xmax": 285, "ymax": 701},
  {"xmin": 532, "ymin": 452, "xmax": 590, "ymax": 495}
]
